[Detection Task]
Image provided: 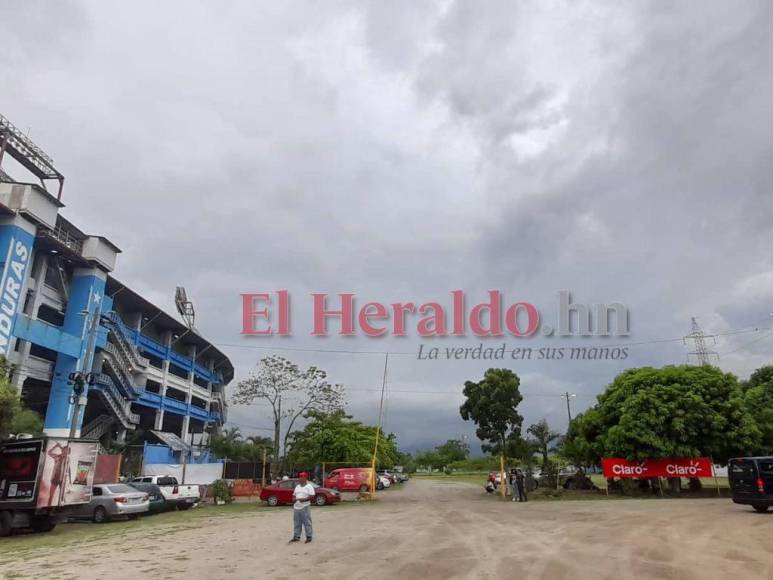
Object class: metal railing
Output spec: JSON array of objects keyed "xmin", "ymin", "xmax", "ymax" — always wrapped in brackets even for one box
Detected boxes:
[
  {"xmin": 103, "ymin": 343, "xmax": 143, "ymax": 398},
  {"xmin": 93, "ymin": 373, "xmax": 139, "ymax": 428},
  {"xmin": 39, "ymin": 224, "xmax": 84, "ymax": 254},
  {"xmin": 81, "ymin": 414, "xmax": 114, "ymax": 440},
  {"xmin": 104, "ymin": 312, "xmax": 149, "ymax": 369}
]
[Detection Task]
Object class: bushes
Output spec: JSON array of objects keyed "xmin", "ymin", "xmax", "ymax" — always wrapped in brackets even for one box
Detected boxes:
[{"xmin": 212, "ymin": 479, "xmax": 232, "ymax": 504}]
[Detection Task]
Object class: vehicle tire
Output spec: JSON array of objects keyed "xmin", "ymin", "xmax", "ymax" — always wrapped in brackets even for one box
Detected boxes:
[
  {"xmin": 359, "ymin": 484, "xmax": 369, "ymax": 493},
  {"xmin": 753, "ymin": 505, "xmax": 769, "ymax": 513},
  {"xmin": 377, "ymin": 481, "xmax": 384, "ymax": 491},
  {"xmin": 267, "ymin": 495, "xmax": 279, "ymax": 507},
  {"xmin": 31, "ymin": 515, "xmax": 56, "ymax": 533},
  {"xmin": 93, "ymin": 506, "xmax": 109, "ymax": 524},
  {"xmin": 127, "ymin": 514, "xmax": 140, "ymax": 520},
  {"xmin": 0, "ymin": 511, "xmax": 12, "ymax": 537},
  {"xmin": 177, "ymin": 503, "xmax": 193, "ymax": 511},
  {"xmin": 315, "ymin": 495, "xmax": 327, "ymax": 506}
]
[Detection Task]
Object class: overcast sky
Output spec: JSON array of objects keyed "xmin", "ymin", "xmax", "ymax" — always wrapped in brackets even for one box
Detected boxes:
[{"xmin": 2, "ymin": 1, "xmax": 773, "ymax": 452}]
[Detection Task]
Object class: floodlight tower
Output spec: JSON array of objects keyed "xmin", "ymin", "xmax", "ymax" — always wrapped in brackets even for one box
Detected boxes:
[{"xmin": 175, "ymin": 286, "xmax": 196, "ymax": 330}]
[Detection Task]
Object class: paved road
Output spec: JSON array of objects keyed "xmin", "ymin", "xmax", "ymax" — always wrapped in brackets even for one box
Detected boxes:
[{"xmin": 2, "ymin": 478, "xmax": 771, "ymax": 579}]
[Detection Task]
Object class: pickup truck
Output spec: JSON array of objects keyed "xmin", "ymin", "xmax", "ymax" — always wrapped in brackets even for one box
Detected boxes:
[{"xmin": 129, "ymin": 475, "xmax": 200, "ymax": 509}]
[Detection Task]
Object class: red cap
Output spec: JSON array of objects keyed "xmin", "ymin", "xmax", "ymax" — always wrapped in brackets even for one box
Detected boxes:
[{"xmin": 299, "ymin": 471, "xmax": 309, "ymax": 478}]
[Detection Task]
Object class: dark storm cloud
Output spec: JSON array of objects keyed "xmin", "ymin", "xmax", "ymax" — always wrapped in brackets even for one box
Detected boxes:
[{"xmin": 2, "ymin": 1, "xmax": 773, "ymax": 450}]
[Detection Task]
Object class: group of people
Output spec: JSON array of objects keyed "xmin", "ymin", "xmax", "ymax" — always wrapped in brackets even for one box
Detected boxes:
[{"xmin": 485, "ymin": 468, "xmax": 528, "ymax": 502}]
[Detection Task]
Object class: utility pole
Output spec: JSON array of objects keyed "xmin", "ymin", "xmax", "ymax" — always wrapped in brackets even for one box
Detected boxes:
[
  {"xmin": 563, "ymin": 392, "xmax": 576, "ymax": 424},
  {"xmin": 684, "ymin": 317, "xmax": 718, "ymax": 366},
  {"xmin": 68, "ymin": 299, "xmax": 101, "ymax": 439}
]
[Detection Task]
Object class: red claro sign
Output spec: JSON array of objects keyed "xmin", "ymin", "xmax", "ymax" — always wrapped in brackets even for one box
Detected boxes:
[{"xmin": 602, "ymin": 457, "xmax": 714, "ymax": 478}]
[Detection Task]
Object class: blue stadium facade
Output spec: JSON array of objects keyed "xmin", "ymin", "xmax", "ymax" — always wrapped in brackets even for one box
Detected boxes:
[{"xmin": 0, "ymin": 114, "xmax": 231, "ymax": 448}]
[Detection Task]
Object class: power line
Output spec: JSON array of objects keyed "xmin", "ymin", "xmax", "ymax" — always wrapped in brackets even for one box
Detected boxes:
[
  {"xmin": 211, "ymin": 323, "xmax": 768, "ymax": 358},
  {"xmin": 721, "ymin": 329, "xmax": 773, "ymax": 356}
]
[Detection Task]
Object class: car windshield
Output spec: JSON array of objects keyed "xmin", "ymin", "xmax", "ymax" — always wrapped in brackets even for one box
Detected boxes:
[{"xmin": 106, "ymin": 484, "xmax": 135, "ymax": 494}]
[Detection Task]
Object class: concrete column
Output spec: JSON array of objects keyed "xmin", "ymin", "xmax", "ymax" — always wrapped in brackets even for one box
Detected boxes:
[
  {"xmin": 10, "ymin": 250, "xmax": 48, "ymax": 392},
  {"xmin": 186, "ymin": 344, "xmax": 196, "ymax": 384},
  {"xmin": 43, "ymin": 268, "xmax": 107, "ymax": 436},
  {"xmin": 0, "ymin": 215, "xmax": 37, "ymax": 360},
  {"xmin": 181, "ymin": 415, "xmax": 190, "ymax": 441},
  {"xmin": 154, "ymin": 408, "xmax": 164, "ymax": 430}
]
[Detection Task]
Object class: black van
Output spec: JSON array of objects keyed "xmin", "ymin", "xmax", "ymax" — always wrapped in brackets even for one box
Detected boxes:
[{"xmin": 728, "ymin": 457, "xmax": 773, "ymax": 513}]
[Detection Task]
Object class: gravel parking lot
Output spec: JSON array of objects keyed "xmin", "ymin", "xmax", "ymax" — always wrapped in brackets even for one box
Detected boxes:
[{"xmin": 0, "ymin": 478, "xmax": 770, "ymax": 580}]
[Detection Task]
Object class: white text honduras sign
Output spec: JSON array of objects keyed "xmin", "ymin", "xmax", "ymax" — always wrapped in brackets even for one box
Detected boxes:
[{"xmin": 0, "ymin": 236, "xmax": 31, "ymax": 355}]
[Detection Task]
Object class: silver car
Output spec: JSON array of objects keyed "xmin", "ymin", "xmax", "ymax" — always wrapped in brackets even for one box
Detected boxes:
[{"xmin": 73, "ymin": 484, "xmax": 149, "ymax": 523}]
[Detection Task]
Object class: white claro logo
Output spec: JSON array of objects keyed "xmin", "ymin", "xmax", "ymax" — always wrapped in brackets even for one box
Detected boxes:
[
  {"xmin": 612, "ymin": 464, "xmax": 646, "ymax": 476},
  {"xmin": 666, "ymin": 463, "xmax": 700, "ymax": 476},
  {"xmin": 0, "ymin": 239, "xmax": 30, "ymax": 353}
]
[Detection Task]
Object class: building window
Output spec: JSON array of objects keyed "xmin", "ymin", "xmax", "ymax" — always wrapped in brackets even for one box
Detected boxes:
[{"xmin": 37, "ymin": 304, "xmax": 65, "ymax": 327}]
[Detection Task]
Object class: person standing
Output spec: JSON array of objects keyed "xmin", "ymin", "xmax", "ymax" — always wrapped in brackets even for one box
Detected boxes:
[
  {"xmin": 289, "ymin": 472, "xmax": 315, "ymax": 544},
  {"xmin": 516, "ymin": 469, "xmax": 527, "ymax": 502},
  {"xmin": 508, "ymin": 468, "xmax": 518, "ymax": 502}
]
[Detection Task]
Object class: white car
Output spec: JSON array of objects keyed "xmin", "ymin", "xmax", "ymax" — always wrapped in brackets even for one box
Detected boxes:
[{"xmin": 378, "ymin": 475, "xmax": 391, "ymax": 489}]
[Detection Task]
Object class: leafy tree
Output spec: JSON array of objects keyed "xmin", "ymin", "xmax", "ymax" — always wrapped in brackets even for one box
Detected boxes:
[
  {"xmin": 0, "ymin": 357, "xmax": 43, "ymax": 439},
  {"xmin": 232, "ymin": 356, "xmax": 344, "ymax": 470},
  {"xmin": 394, "ymin": 451, "xmax": 417, "ymax": 473},
  {"xmin": 285, "ymin": 410, "xmax": 398, "ymax": 468},
  {"xmin": 435, "ymin": 439, "xmax": 470, "ymax": 464},
  {"xmin": 742, "ymin": 365, "xmax": 773, "ymax": 454},
  {"xmin": 415, "ymin": 450, "xmax": 444, "ymax": 471},
  {"xmin": 563, "ymin": 365, "xmax": 760, "ymax": 492},
  {"xmin": 527, "ymin": 419, "xmax": 561, "ymax": 469},
  {"xmin": 459, "ymin": 368, "xmax": 524, "ymax": 466}
]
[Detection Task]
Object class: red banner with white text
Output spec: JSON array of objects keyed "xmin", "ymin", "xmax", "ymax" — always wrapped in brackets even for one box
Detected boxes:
[{"xmin": 602, "ymin": 457, "xmax": 714, "ymax": 479}]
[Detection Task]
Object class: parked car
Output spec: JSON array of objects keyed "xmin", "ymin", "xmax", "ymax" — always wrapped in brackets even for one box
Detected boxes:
[
  {"xmin": 378, "ymin": 475, "xmax": 391, "ymax": 489},
  {"xmin": 129, "ymin": 475, "xmax": 200, "ymax": 509},
  {"xmin": 378, "ymin": 471, "xmax": 398, "ymax": 484},
  {"xmin": 324, "ymin": 467, "xmax": 374, "ymax": 492},
  {"xmin": 128, "ymin": 483, "xmax": 166, "ymax": 513},
  {"xmin": 260, "ymin": 479, "xmax": 340, "ymax": 506},
  {"xmin": 729, "ymin": 456, "xmax": 773, "ymax": 512},
  {"xmin": 71, "ymin": 484, "xmax": 149, "ymax": 523}
]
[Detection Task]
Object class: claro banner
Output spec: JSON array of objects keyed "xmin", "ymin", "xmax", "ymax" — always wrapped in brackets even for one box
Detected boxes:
[{"xmin": 602, "ymin": 458, "xmax": 714, "ymax": 479}]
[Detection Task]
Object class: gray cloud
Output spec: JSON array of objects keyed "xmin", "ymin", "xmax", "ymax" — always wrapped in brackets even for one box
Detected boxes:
[{"xmin": 2, "ymin": 0, "xmax": 773, "ymax": 452}]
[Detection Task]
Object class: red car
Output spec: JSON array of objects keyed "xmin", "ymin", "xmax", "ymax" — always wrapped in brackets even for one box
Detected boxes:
[{"xmin": 259, "ymin": 479, "xmax": 341, "ymax": 507}]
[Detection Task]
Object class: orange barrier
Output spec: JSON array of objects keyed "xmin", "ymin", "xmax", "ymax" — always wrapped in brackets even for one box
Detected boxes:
[{"xmin": 230, "ymin": 479, "xmax": 263, "ymax": 497}]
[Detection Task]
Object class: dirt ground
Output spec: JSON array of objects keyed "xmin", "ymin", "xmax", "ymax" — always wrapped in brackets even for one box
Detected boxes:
[{"xmin": 1, "ymin": 478, "xmax": 771, "ymax": 580}]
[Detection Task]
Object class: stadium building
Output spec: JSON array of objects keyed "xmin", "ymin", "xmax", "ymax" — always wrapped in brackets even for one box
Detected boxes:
[{"xmin": 0, "ymin": 113, "xmax": 231, "ymax": 452}]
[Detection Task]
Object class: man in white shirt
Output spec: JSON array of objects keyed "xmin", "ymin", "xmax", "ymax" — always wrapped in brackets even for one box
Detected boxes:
[{"xmin": 289, "ymin": 471, "xmax": 315, "ymax": 543}]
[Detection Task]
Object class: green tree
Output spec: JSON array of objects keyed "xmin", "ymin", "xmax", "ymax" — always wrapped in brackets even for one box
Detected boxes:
[
  {"xmin": 459, "ymin": 368, "xmax": 524, "ymax": 466},
  {"xmin": 742, "ymin": 365, "xmax": 773, "ymax": 454},
  {"xmin": 394, "ymin": 451, "xmax": 417, "ymax": 473},
  {"xmin": 527, "ymin": 419, "xmax": 561, "ymax": 469},
  {"xmin": 414, "ymin": 449, "xmax": 444, "ymax": 471},
  {"xmin": 286, "ymin": 410, "xmax": 398, "ymax": 468},
  {"xmin": 0, "ymin": 357, "xmax": 43, "ymax": 439},
  {"xmin": 563, "ymin": 365, "xmax": 760, "ymax": 492},
  {"xmin": 435, "ymin": 439, "xmax": 470, "ymax": 465}
]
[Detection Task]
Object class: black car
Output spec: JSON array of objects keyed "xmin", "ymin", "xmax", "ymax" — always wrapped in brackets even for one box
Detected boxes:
[{"xmin": 728, "ymin": 457, "xmax": 773, "ymax": 513}]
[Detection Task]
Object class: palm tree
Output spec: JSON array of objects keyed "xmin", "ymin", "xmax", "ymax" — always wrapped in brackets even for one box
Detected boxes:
[{"xmin": 527, "ymin": 419, "xmax": 561, "ymax": 469}]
